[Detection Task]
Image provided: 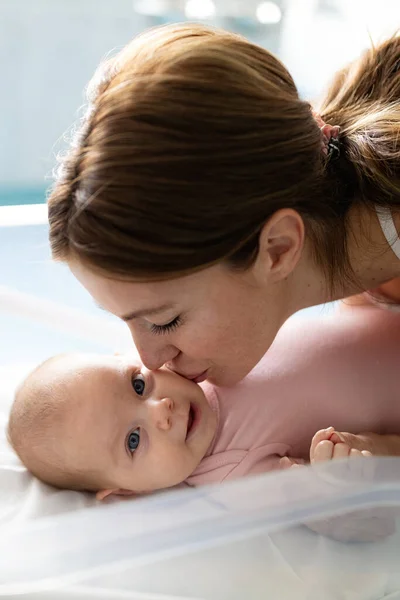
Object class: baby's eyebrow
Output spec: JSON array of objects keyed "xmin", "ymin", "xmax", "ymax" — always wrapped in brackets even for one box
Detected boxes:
[
  {"xmin": 112, "ymin": 354, "xmax": 141, "ymax": 370},
  {"xmin": 129, "ymin": 364, "xmax": 143, "ymax": 376},
  {"xmin": 109, "ymin": 424, "xmax": 126, "ymax": 467},
  {"xmin": 108, "ymin": 383, "xmax": 131, "ymax": 465}
]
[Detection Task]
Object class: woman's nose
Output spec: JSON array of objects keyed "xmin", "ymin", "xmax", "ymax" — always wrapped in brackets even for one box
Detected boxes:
[
  {"xmin": 150, "ymin": 398, "xmax": 174, "ymax": 431},
  {"xmin": 128, "ymin": 326, "xmax": 180, "ymax": 371},
  {"xmin": 141, "ymin": 351, "xmax": 175, "ymax": 372}
]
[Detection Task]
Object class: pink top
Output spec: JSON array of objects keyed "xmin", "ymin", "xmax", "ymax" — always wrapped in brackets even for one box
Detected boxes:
[{"xmin": 186, "ymin": 307, "xmax": 400, "ymax": 486}]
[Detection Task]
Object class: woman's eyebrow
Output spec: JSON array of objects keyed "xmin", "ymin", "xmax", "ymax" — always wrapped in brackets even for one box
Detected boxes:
[
  {"xmin": 94, "ymin": 301, "xmax": 176, "ymax": 322},
  {"xmin": 119, "ymin": 304, "xmax": 175, "ymax": 322}
]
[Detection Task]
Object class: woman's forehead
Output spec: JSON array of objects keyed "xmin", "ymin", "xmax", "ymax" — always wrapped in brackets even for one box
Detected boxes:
[
  {"xmin": 70, "ymin": 261, "xmax": 181, "ymax": 312},
  {"xmin": 70, "ymin": 260, "xmax": 232, "ymax": 315}
]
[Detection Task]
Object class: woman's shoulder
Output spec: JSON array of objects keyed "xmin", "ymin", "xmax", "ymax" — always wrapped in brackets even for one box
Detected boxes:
[{"xmin": 343, "ymin": 277, "xmax": 400, "ymax": 312}]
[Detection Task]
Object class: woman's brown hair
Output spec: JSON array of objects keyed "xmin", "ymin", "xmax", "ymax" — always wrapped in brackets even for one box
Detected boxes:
[{"xmin": 48, "ymin": 24, "xmax": 400, "ymax": 285}]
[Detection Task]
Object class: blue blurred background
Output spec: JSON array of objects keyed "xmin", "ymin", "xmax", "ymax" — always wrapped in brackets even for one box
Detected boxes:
[{"xmin": 1, "ymin": 0, "xmax": 399, "ymax": 364}]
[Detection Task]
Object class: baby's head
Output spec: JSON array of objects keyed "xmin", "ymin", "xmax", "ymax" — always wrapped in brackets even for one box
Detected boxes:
[{"xmin": 8, "ymin": 354, "xmax": 217, "ymax": 498}]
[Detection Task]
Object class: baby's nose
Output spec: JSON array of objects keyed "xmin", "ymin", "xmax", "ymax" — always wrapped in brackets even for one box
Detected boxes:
[{"xmin": 152, "ymin": 397, "xmax": 174, "ymax": 431}]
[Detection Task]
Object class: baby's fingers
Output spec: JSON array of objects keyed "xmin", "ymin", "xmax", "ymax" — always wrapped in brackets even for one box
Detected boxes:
[
  {"xmin": 312, "ymin": 440, "xmax": 334, "ymax": 463},
  {"xmin": 350, "ymin": 448, "xmax": 363, "ymax": 458},
  {"xmin": 310, "ymin": 427, "xmax": 335, "ymax": 457},
  {"xmin": 332, "ymin": 443, "xmax": 351, "ymax": 459},
  {"xmin": 330, "ymin": 431, "xmax": 373, "ymax": 454},
  {"xmin": 279, "ymin": 457, "xmax": 305, "ymax": 470}
]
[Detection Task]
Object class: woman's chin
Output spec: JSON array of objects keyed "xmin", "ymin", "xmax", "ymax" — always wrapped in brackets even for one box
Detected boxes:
[{"xmin": 206, "ymin": 370, "xmax": 243, "ymax": 387}]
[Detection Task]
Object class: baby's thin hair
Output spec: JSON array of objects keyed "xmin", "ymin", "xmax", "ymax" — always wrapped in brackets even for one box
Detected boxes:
[
  {"xmin": 8, "ymin": 356, "xmax": 64, "ymax": 453},
  {"xmin": 7, "ymin": 356, "xmax": 107, "ymax": 493}
]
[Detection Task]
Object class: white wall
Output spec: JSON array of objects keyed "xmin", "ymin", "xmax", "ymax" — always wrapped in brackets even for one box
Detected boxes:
[
  {"xmin": 0, "ymin": 0, "xmax": 148, "ymax": 186},
  {"xmin": 280, "ymin": 0, "xmax": 400, "ymax": 100},
  {"xmin": 1, "ymin": 0, "xmax": 399, "ymax": 188}
]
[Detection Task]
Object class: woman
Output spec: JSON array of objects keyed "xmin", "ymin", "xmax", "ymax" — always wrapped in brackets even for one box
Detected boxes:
[{"xmin": 48, "ymin": 24, "xmax": 400, "ymax": 386}]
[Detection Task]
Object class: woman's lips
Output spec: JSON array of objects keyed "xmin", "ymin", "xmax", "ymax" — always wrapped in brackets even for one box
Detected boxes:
[
  {"xmin": 190, "ymin": 370, "xmax": 208, "ymax": 384},
  {"xmin": 170, "ymin": 367, "xmax": 209, "ymax": 384}
]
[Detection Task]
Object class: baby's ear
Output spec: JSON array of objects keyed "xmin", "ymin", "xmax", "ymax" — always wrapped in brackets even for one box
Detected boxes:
[{"xmin": 96, "ymin": 489, "xmax": 137, "ymax": 501}]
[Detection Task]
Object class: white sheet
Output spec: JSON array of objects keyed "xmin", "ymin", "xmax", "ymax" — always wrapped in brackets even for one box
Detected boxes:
[{"xmin": 2, "ymin": 364, "xmax": 400, "ymax": 599}]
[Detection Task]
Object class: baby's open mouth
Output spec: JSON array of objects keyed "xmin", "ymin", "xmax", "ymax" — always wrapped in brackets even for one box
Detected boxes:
[{"xmin": 186, "ymin": 405, "xmax": 195, "ymax": 440}]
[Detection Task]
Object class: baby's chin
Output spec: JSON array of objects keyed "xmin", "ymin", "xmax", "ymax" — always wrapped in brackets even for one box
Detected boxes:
[
  {"xmin": 115, "ymin": 467, "xmax": 200, "ymax": 496},
  {"xmin": 155, "ymin": 460, "xmax": 204, "ymax": 492},
  {"xmin": 112, "ymin": 451, "xmax": 207, "ymax": 495}
]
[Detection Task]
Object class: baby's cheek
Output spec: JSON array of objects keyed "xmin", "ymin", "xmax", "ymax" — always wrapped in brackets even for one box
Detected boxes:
[{"xmin": 152, "ymin": 447, "xmax": 192, "ymax": 487}]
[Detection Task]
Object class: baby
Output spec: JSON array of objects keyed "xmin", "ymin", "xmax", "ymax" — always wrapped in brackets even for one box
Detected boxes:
[{"xmin": 8, "ymin": 305, "xmax": 400, "ymax": 500}]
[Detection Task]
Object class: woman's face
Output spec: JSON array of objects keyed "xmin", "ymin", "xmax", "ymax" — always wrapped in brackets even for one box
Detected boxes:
[{"xmin": 70, "ymin": 260, "xmax": 291, "ymax": 386}]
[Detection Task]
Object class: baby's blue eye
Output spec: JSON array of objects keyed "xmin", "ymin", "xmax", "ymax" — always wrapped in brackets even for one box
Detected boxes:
[
  {"xmin": 132, "ymin": 375, "xmax": 145, "ymax": 396},
  {"xmin": 128, "ymin": 429, "xmax": 140, "ymax": 452}
]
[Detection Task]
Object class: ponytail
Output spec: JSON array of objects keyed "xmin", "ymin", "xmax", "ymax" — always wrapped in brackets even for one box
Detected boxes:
[{"xmin": 320, "ymin": 35, "xmax": 400, "ymax": 207}]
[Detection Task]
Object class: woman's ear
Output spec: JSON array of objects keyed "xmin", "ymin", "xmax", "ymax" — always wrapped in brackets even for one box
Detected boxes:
[
  {"xmin": 256, "ymin": 209, "xmax": 305, "ymax": 282},
  {"xmin": 96, "ymin": 488, "xmax": 137, "ymax": 501}
]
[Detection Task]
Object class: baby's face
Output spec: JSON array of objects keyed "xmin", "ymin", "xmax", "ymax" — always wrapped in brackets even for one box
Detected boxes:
[{"xmin": 48, "ymin": 354, "xmax": 217, "ymax": 494}]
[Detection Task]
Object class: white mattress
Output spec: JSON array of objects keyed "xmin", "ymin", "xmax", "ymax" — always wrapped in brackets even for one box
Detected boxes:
[{"xmin": 2, "ymin": 364, "xmax": 400, "ymax": 599}]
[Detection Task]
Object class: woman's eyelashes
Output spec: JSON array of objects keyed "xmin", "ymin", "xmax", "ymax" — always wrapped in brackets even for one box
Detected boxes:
[
  {"xmin": 127, "ymin": 428, "xmax": 140, "ymax": 453},
  {"xmin": 132, "ymin": 374, "xmax": 145, "ymax": 396},
  {"xmin": 150, "ymin": 315, "xmax": 182, "ymax": 335}
]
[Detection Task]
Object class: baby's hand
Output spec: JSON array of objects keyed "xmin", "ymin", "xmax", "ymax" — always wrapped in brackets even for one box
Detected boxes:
[
  {"xmin": 279, "ymin": 427, "xmax": 373, "ymax": 471},
  {"xmin": 280, "ymin": 428, "xmax": 396, "ymax": 543},
  {"xmin": 310, "ymin": 427, "xmax": 372, "ymax": 463}
]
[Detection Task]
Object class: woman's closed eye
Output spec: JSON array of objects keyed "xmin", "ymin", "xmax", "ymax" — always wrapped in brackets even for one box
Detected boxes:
[
  {"xmin": 127, "ymin": 428, "xmax": 140, "ymax": 454},
  {"xmin": 150, "ymin": 315, "xmax": 182, "ymax": 335}
]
